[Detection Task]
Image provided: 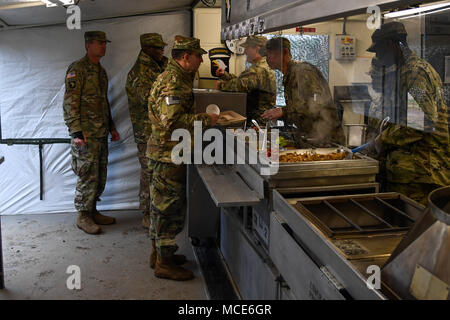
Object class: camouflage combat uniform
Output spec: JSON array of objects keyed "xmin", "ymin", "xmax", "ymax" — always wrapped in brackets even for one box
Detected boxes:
[
  {"xmin": 63, "ymin": 36, "xmax": 115, "ymax": 213},
  {"xmin": 366, "ymin": 22, "xmax": 450, "ymax": 205},
  {"xmin": 369, "ymin": 51, "xmax": 450, "ymax": 205},
  {"xmin": 219, "ymin": 57, "xmax": 276, "ymax": 123},
  {"xmin": 218, "ymin": 36, "xmax": 276, "ymax": 123},
  {"xmin": 126, "ymin": 33, "xmax": 168, "ymax": 217},
  {"xmin": 146, "ymin": 37, "xmax": 211, "ymax": 257},
  {"xmin": 282, "ymin": 59, "xmax": 345, "ymax": 146}
]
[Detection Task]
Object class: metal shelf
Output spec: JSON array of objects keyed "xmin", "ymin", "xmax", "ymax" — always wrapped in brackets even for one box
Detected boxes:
[{"xmin": 197, "ymin": 164, "xmax": 261, "ymax": 207}]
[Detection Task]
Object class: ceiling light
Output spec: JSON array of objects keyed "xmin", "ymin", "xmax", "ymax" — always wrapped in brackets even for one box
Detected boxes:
[
  {"xmin": 40, "ymin": 0, "xmax": 74, "ymax": 7},
  {"xmin": 397, "ymin": 5, "xmax": 450, "ymax": 20},
  {"xmin": 40, "ymin": 0, "xmax": 57, "ymax": 7},
  {"xmin": 384, "ymin": 2, "xmax": 450, "ymax": 18}
]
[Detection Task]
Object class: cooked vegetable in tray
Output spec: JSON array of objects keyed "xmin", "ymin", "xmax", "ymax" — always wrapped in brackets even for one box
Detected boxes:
[{"xmin": 279, "ymin": 151, "xmax": 347, "ymax": 162}]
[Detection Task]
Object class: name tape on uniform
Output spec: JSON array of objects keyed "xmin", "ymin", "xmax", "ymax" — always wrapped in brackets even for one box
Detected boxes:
[{"xmin": 165, "ymin": 96, "xmax": 180, "ymax": 105}]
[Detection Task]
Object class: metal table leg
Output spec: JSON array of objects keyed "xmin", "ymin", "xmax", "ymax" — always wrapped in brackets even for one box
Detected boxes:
[{"xmin": 39, "ymin": 143, "xmax": 43, "ymax": 201}]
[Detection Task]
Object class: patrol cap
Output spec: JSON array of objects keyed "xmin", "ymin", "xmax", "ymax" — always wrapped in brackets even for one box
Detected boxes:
[
  {"xmin": 84, "ymin": 31, "xmax": 111, "ymax": 43},
  {"xmin": 265, "ymin": 37, "xmax": 291, "ymax": 51},
  {"xmin": 140, "ymin": 33, "xmax": 167, "ymax": 48},
  {"xmin": 241, "ymin": 35, "xmax": 267, "ymax": 48},
  {"xmin": 367, "ymin": 21, "xmax": 407, "ymax": 52},
  {"xmin": 173, "ymin": 35, "xmax": 207, "ymax": 54}
]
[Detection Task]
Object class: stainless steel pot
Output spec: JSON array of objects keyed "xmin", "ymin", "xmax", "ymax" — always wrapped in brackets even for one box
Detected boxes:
[
  {"xmin": 428, "ymin": 186, "xmax": 450, "ymax": 225},
  {"xmin": 382, "ymin": 186, "xmax": 450, "ymax": 299},
  {"xmin": 344, "ymin": 124, "xmax": 367, "ymax": 147}
]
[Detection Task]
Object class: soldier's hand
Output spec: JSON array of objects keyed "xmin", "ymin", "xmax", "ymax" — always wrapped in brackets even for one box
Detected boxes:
[
  {"xmin": 215, "ymin": 68, "xmax": 225, "ymax": 77},
  {"xmin": 74, "ymin": 138, "xmax": 86, "ymax": 146},
  {"xmin": 262, "ymin": 107, "xmax": 283, "ymax": 121},
  {"xmin": 110, "ymin": 129, "xmax": 120, "ymax": 142},
  {"xmin": 209, "ymin": 113, "xmax": 220, "ymax": 126},
  {"xmin": 74, "ymin": 133, "xmax": 87, "ymax": 146},
  {"xmin": 216, "ymin": 80, "xmax": 222, "ymax": 90}
]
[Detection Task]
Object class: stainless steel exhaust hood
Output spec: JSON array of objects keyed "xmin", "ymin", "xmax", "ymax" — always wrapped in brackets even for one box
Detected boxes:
[{"xmin": 221, "ymin": 0, "xmax": 439, "ymax": 40}]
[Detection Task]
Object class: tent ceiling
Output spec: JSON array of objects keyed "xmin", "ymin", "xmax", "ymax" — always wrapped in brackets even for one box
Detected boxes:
[{"xmin": 0, "ymin": 0, "xmax": 197, "ymax": 27}]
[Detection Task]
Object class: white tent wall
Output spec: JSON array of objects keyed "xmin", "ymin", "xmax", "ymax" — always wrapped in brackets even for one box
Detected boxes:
[{"xmin": 0, "ymin": 11, "xmax": 192, "ymax": 215}]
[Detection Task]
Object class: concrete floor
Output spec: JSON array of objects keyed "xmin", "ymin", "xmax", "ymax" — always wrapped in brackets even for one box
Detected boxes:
[{"xmin": 0, "ymin": 210, "xmax": 208, "ymax": 300}]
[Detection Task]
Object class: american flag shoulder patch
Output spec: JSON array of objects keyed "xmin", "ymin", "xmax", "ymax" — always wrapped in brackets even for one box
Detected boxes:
[
  {"xmin": 165, "ymin": 96, "xmax": 181, "ymax": 105},
  {"xmin": 66, "ymin": 71, "xmax": 76, "ymax": 79}
]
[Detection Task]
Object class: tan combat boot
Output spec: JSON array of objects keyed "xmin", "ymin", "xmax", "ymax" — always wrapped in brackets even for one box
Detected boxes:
[
  {"xmin": 77, "ymin": 211, "xmax": 101, "ymax": 234},
  {"xmin": 154, "ymin": 254, "xmax": 194, "ymax": 281},
  {"xmin": 149, "ymin": 240, "xmax": 187, "ymax": 269},
  {"xmin": 142, "ymin": 211, "xmax": 150, "ymax": 229},
  {"xmin": 92, "ymin": 210, "xmax": 116, "ymax": 225}
]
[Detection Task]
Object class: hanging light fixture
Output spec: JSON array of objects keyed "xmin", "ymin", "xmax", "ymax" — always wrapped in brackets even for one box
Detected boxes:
[
  {"xmin": 40, "ymin": 0, "xmax": 75, "ymax": 7},
  {"xmin": 384, "ymin": 1, "xmax": 450, "ymax": 18},
  {"xmin": 40, "ymin": 0, "xmax": 57, "ymax": 7}
]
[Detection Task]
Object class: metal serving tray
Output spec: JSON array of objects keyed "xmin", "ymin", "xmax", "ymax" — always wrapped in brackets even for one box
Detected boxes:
[
  {"xmin": 258, "ymin": 148, "xmax": 377, "ymax": 170},
  {"xmin": 272, "ymin": 191, "xmax": 425, "ymax": 299},
  {"xmin": 225, "ymin": 131, "xmax": 379, "ymax": 185},
  {"xmin": 290, "ymin": 193, "xmax": 416, "ymax": 238}
]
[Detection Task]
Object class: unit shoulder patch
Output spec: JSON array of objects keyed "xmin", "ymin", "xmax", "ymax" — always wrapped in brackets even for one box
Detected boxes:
[
  {"xmin": 68, "ymin": 80, "xmax": 76, "ymax": 89},
  {"xmin": 165, "ymin": 96, "xmax": 181, "ymax": 105}
]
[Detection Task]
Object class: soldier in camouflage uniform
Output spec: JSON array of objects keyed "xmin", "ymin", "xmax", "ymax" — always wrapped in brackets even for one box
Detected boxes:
[
  {"xmin": 366, "ymin": 22, "xmax": 449, "ymax": 205},
  {"xmin": 147, "ymin": 36, "xmax": 218, "ymax": 280},
  {"xmin": 216, "ymin": 36, "xmax": 276, "ymax": 123},
  {"xmin": 262, "ymin": 37, "xmax": 344, "ymax": 146},
  {"xmin": 126, "ymin": 33, "xmax": 168, "ymax": 229},
  {"xmin": 63, "ymin": 31, "xmax": 120, "ymax": 235}
]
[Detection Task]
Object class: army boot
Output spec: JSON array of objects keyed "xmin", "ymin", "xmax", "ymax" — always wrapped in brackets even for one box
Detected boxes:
[
  {"xmin": 150, "ymin": 240, "xmax": 187, "ymax": 269},
  {"xmin": 154, "ymin": 254, "xmax": 194, "ymax": 281},
  {"xmin": 77, "ymin": 211, "xmax": 101, "ymax": 234},
  {"xmin": 92, "ymin": 210, "xmax": 116, "ymax": 225},
  {"xmin": 142, "ymin": 211, "xmax": 150, "ymax": 229}
]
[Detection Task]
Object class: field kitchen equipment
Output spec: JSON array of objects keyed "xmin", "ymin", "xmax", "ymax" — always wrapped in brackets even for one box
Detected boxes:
[
  {"xmin": 271, "ymin": 191, "xmax": 423, "ymax": 299},
  {"xmin": 382, "ymin": 186, "xmax": 450, "ymax": 300},
  {"xmin": 185, "ymin": 114, "xmax": 443, "ymax": 299},
  {"xmin": 210, "ymin": 0, "xmax": 446, "ymax": 300},
  {"xmin": 187, "ymin": 129, "xmax": 387, "ymax": 299},
  {"xmin": 194, "ymin": 89, "xmax": 246, "ymax": 117},
  {"xmin": 345, "ymin": 124, "xmax": 368, "ymax": 148}
]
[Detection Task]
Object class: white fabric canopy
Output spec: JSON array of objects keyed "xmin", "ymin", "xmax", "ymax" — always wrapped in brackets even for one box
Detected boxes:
[{"xmin": 0, "ymin": 11, "xmax": 191, "ymax": 214}]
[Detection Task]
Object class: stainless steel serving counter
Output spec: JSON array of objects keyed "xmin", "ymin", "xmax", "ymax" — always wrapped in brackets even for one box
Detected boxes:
[
  {"xmin": 187, "ymin": 137, "xmax": 392, "ymax": 299},
  {"xmin": 187, "ymin": 158, "xmax": 426, "ymax": 299}
]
